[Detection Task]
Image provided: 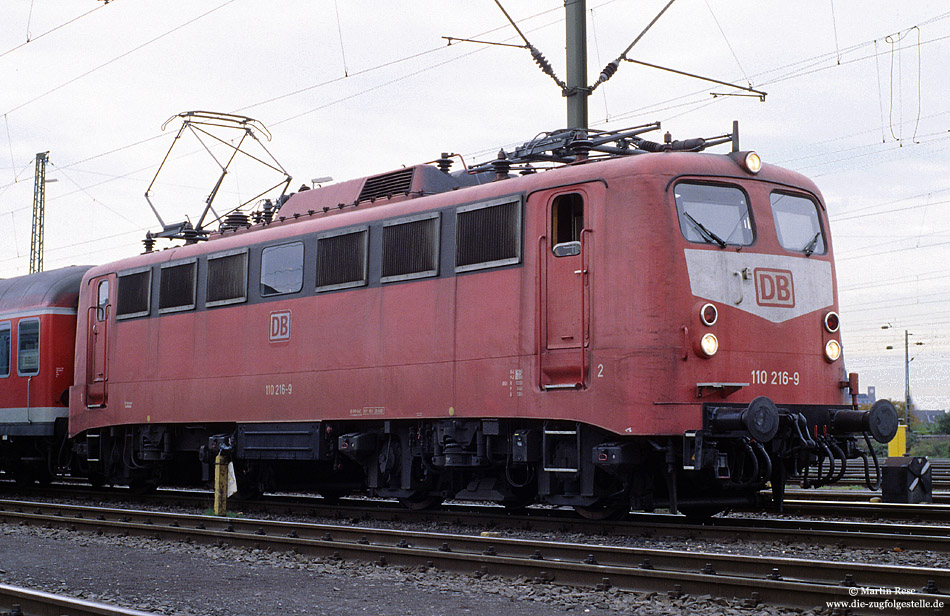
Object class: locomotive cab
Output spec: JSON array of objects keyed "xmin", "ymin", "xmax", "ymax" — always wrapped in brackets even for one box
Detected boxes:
[{"xmin": 648, "ymin": 151, "xmax": 898, "ymax": 514}]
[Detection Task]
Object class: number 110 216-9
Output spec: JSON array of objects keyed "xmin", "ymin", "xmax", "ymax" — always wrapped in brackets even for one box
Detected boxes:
[{"xmin": 751, "ymin": 370, "xmax": 800, "ymax": 386}]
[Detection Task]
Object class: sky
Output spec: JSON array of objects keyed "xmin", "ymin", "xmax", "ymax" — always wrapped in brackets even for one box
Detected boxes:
[{"xmin": 0, "ymin": 1, "xmax": 948, "ymax": 410}]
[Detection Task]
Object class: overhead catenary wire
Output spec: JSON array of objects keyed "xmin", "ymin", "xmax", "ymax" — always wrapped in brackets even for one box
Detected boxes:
[
  {"xmin": 238, "ymin": 2, "xmax": 572, "ymax": 114},
  {"xmin": 2, "ymin": 0, "xmax": 240, "ymax": 117},
  {"xmin": 830, "ymin": 0, "xmax": 841, "ymax": 64},
  {"xmin": 50, "ymin": 163, "xmax": 143, "ymax": 228},
  {"xmin": 11, "ymin": 2, "xmax": 936, "ymax": 227},
  {"xmin": 3, "ymin": 115, "xmax": 16, "ymax": 183},
  {"xmin": 885, "ymin": 27, "xmax": 922, "ymax": 144},
  {"xmin": 589, "ymin": 0, "xmax": 677, "ymax": 92},
  {"xmin": 492, "ymin": 0, "xmax": 567, "ymax": 91},
  {"xmin": 333, "ymin": 0, "xmax": 349, "ymax": 77},
  {"xmin": 588, "ymin": 6, "xmax": 610, "ymax": 121},
  {"xmin": 0, "ymin": 0, "xmax": 113, "ymax": 61},
  {"xmin": 0, "ymin": 6, "xmax": 948, "ymax": 262},
  {"xmin": 704, "ymin": 0, "xmax": 750, "ymax": 86},
  {"xmin": 26, "ymin": 0, "xmax": 36, "ymax": 41}
]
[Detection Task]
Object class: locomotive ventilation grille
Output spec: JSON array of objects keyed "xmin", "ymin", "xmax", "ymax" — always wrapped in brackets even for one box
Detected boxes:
[{"xmin": 357, "ymin": 168, "xmax": 415, "ymax": 203}]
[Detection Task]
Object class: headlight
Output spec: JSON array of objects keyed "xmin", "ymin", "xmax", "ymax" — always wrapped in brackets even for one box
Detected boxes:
[
  {"xmin": 700, "ymin": 333, "xmax": 719, "ymax": 357},
  {"xmin": 825, "ymin": 339, "xmax": 841, "ymax": 362},
  {"xmin": 743, "ymin": 151, "xmax": 762, "ymax": 173},
  {"xmin": 700, "ymin": 303, "xmax": 718, "ymax": 326},
  {"xmin": 824, "ymin": 311, "xmax": 840, "ymax": 333}
]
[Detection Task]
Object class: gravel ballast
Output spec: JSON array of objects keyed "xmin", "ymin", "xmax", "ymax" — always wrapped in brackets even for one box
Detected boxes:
[{"xmin": 0, "ymin": 521, "xmax": 829, "ymax": 616}]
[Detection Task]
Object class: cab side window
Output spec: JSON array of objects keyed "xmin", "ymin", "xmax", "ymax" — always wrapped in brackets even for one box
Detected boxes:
[
  {"xmin": 96, "ymin": 280, "xmax": 110, "ymax": 322},
  {"xmin": 551, "ymin": 193, "xmax": 584, "ymax": 257}
]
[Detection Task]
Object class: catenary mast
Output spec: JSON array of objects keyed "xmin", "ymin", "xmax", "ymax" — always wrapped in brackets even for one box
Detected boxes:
[
  {"xmin": 565, "ymin": 0, "xmax": 588, "ymax": 129},
  {"xmin": 29, "ymin": 151, "xmax": 49, "ymax": 274}
]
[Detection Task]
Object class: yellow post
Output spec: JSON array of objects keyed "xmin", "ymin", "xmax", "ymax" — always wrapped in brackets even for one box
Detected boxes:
[
  {"xmin": 888, "ymin": 424, "xmax": 907, "ymax": 457},
  {"xmin": 213, "ymin": 452, "xmax": 228, "ymax": 516}
]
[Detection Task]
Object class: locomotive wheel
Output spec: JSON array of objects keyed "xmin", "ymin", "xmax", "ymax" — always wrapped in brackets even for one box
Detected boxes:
[
  {"xmin": 501, "ymin": 497, "xmax": 534, "ymax": 512},
  {"xmin": 128, "ymin": 476, "xmax": 159, "ymax": 495},
  {"xmin": 678, "ymin": 505, "xmax": 724, "ymax": 523},
  {"xmin": 318, "ymin": 490, "xmax": 348, "ymax": 505},
  {"xmin": 12, "ymin": 470, "xmax": 36, "ymax": 487},
  {"xmin": 573, "ymin": 500, "xmax": 629, "ymax": 521},
  {"xmin": 234, "ymin": 462, "xmax": 269, "ymax": 500},
  {"xmin": 398, "ymin": 492, "xmax": 444, "ymax": 510}
]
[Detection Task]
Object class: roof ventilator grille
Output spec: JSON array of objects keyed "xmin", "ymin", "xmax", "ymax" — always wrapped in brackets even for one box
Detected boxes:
[{"xmin": 357, "ymin": 168, "xmax": 414, "ymax": 203}]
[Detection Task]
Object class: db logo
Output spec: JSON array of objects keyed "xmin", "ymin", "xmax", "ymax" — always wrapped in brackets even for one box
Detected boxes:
[
  {"xmin": 269, "ymin": 310, "xmax": 291, "ymax": 342},
  {"xmin": 754, "ymin": 268, "xmax": 795, "ymax": 307}
]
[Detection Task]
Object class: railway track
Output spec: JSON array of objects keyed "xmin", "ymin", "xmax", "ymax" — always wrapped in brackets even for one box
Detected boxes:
[
  {"xmin": 836, "ymin": 457, "xmax": 950, "ymax": 488},
  {"xmin": 6, "ymin": 482, "xmax": 950, "ymax": 542},
  {"xmin": 781, "ymin": 498, "xmax": 950, "ymax": 522},
  {"xmin": 0, "ymin": 583, "xmax": 154, "ymax": 616},
  {"xmin": 0, "ymin": 498, "xmax": 946, "ymax": 612},
  {"xmin": 784, "ymin": 488, "xmax": 950, "ymax": 505}
]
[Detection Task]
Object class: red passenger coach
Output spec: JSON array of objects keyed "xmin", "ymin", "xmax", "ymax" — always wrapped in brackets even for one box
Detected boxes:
[
  {"xmin": 68, "ymin": 126, "xmax": 897, "ymax": 516},
  {"xmin": 0, "ymin": 266, "xmax": 91, "ymax": 483}
]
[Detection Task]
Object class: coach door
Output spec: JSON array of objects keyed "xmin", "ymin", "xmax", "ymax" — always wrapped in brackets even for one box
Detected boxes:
[
  {"xmin": 536, "ymin": 185, "xmax": 598, "ymax": 389},
  {"xmin": 85, "ymin": 275, "xmax": 112, "ymax": 408}
]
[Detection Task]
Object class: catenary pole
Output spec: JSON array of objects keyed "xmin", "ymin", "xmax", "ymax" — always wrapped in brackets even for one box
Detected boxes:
[{"xmin": 565, "ymin": 0, "xmax": 588, "ymax": 129}]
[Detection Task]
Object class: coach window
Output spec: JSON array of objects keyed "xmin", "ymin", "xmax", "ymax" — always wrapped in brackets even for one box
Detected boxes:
[
  {"xmin": 0, "ymin": 322, "xmax": 10, "ymax": 378},
  {"xmin": 770, "ymin": 192, "xmax": 826, "ymax": 256},
  {"xmin": 551, "ymin": 193, "xmax": 583, "ymax": 257},
  {"xmin": 381, "ymin": 213, "xmax": 440, "ymax": 283},
  {"xmin": 159, "ymin": 259, "xmax": 198, "ymax": 314},
  {"xmin": 116, "ymin": 268, "xmax": 152, "ymax": 319},
  {"xmin": 456, "ymin": 197, "xmax": 522, "ymax": 272},
  {"xmin": 261, "ymin": 242, "xmax": 304, "ymax": 296},
  {"xmin": 674, "ymin": 183, "xmax": 754, "ymax": 247},
  {"xmin": 316, "ymin": 227, "xmax": 368, "ymax": 291},
  {"xmin": 207, "ymin": 249, "xmax": 249, "ymax": 306},
  {"xmin": 17, "ymin": 318, "xmax": 40, "ymax": 377}
]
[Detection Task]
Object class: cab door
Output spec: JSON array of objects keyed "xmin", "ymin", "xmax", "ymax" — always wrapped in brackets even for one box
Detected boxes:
[
  {"xmin": 534, "ymin": 184, "xmax": 600, "ymax": 389},
  {"xmin": 85, "ymin": 275, "xmax": 113, "ymax": 407}
]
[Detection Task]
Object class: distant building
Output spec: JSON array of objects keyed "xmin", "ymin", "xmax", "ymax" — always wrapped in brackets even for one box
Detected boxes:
[{"xmin": 855, "ymin": 386, "xmax": 876, "ymax": 406}]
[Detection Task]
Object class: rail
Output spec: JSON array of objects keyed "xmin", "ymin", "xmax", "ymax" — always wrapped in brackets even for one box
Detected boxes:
[
  {"xmin": 0, "ymin": 500, "xmax": 946, "ymax": 611},
  {"xmin": 0, "ymin": 583, "xmax": 156, "ymax": 616}
]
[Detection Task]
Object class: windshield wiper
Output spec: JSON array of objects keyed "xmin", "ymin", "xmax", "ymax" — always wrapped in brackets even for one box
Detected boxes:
[
  {"xmin": 802, "ymin": 231, "xmax": 821, "ymax": 256},
  {"xmin": 684, "ymin": 212, "xmax": 727, "ymax": 248}
]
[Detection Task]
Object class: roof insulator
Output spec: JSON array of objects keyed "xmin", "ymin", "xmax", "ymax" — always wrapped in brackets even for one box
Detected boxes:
[
  {"xmin": 492, "ymin": 149, "xmax": 511, "ymax": 181},
  {"xmin": 436, "ymin": 152, "xmax": 454, "ymax": 174}
]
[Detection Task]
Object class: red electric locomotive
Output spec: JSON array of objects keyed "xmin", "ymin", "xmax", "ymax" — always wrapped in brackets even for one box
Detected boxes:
[
  {"xmin": 64, "ymin": 125, "xmax": 895, "ymax": 516},
  {"xmin": 0, "ymin": 266, "xmax": 92, "ymax": 484}
]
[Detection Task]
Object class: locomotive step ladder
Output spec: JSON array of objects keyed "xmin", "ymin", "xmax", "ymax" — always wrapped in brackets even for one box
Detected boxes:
[
  {"xmin": 542, "ymin": 421, "xmax": 581, "ymax": 473},
  {"xmin": 85, "ymin": 431, "xmax": 101, "ymax": 463}
]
